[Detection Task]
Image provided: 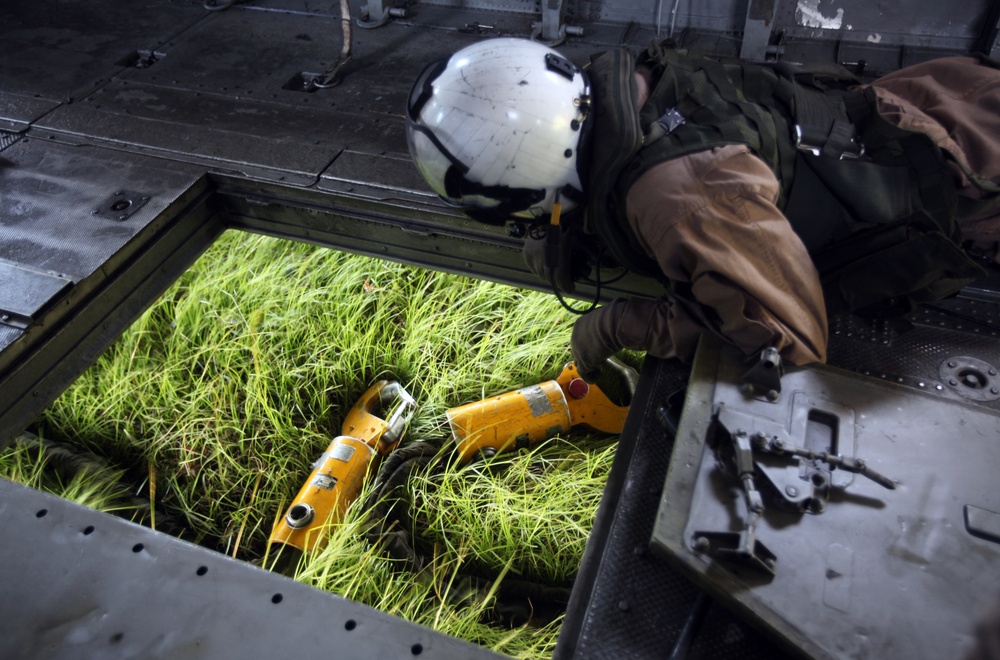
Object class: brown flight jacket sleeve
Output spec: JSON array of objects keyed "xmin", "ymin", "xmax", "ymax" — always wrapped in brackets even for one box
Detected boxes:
[
  {"xmin": 620, "ymin": 144, "xmax": 829, "ymax": 365},
  {"xmin": 605, "ymin": 57, "xmax": 1000, "ymax": 367}
]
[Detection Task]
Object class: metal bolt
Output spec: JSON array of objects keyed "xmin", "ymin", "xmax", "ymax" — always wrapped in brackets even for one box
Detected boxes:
[
  {"xmin": 766, "ymin": 389, "xmax": 780, "ymax": 402},
  {"xmin": 693, "ymin": 536, "xmax": 710, "ymax": 553},
  {"xmin": 739, "ymin": 382, "xmax": 755, "ymax": 397},
  {"xmin": 992, "ymin": 388, "xmax": 999, "ymax": 395},
  {"xmin": 950, "ymin": 379, "xmax": 959, "ymax": 386},
  {"xmin": 948, "ymin": 361, "xmax": 957, "ymax": 368},
  {"xmin": 785, "ymin": 486, "xmax": 799, "ymax": 497},
  {"xmin": 990, "ymin": 369, "xmax": 997, "ymax": 376}
]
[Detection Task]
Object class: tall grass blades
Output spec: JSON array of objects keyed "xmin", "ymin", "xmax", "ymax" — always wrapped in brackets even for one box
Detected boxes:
[{"xmin": 14, "ymin": 230, "xmax": 625, "ymax": 655}]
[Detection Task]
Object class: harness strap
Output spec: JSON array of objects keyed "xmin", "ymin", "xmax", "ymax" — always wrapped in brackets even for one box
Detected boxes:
[{"xmin": 844, "ymin": 88, "xmax": 960, "ymax": 238}]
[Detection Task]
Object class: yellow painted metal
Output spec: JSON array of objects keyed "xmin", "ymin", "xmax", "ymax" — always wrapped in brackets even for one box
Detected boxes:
[
  {"xmin": 556, "ymin": 362, "xmax": 631, "ymax": 434},
  {"xmin": 269, "ymin": 380, "xmax": 417, "ymax": 554},
  {"xmin": 448, "ymin": 361, "xmax": 632, "ymax": 463},
  {"xmin": 341, "ymin": 380, "xmax": 413, "ymax": 456},
  {"xmin": 269, "ymin": 435, "xmax": 374, "ymax": 552},
  {"xmin": 448, "ymin": 379, "xmax": 571, "ymax": 463}
]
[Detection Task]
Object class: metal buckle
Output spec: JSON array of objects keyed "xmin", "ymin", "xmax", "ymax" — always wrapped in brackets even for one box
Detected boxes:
[{"xmin": 794, "ymin": 124, "xmax": 865, "ymax": 160}]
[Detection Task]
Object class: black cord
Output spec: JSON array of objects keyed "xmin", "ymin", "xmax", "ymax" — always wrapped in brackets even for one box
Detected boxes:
[
  {"xmin": 551, "ymin": 263, "xmax": 600, "ymax": 315},
  {"xmin": 528, "ymin": 222, "xmax": 629, "ymax": 315},
  {"xmin": 363, "ymin": 441, "xmax": 573, "ymax": 627},
  {"xmin": 551, "ymin": 245, "xmax": 630, "ymax": 315}
]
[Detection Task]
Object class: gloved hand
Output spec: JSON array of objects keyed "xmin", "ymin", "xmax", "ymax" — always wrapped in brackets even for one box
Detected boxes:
[
  {"xmin": 522, "ymin": 230, "xmax": 549, "ymax": 285},
  {"xmin": 571, "ymin": 299, "xmax": 629, "ymax": 381},
  {"xmin": 522, "ymin": 226, "xmax": 577, "ymax": 293},
  {"xmin": 572, "ymin": 297, "xmax": 676, "ymax": 379}
]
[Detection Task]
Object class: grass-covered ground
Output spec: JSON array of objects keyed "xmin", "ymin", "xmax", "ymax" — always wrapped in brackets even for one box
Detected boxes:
[{"xmin": 1, "ymin": 230, "xmax": 628, "ymax": 658}]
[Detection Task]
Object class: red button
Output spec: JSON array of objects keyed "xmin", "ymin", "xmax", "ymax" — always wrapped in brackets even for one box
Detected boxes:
[{"xmin": 567, "ymin": 378, "xmax": 590, "ymax": 399}]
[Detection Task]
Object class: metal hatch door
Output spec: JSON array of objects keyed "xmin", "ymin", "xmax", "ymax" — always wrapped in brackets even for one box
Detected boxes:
[{"xmin": 652, "ymin": 336, "xmax": 1000, "ymax": 660}]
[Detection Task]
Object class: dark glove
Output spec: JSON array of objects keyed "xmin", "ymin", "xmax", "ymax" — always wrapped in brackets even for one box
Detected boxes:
[
  {"xmin": 522, "ymin": 226, "xmax": 577, "ymax": 293},
  {"xmin": 572, "ymin": 297, "xmax": 675, "ymax": 379},
  {"xmin": 571, "ymin": 299, "xmax": 629, "ymax": 380}
]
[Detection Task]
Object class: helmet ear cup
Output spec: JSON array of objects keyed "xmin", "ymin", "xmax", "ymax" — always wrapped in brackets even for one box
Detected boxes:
[{"xmin": 405, "ymin": 38, "xmax": 591, "ymax": 223}]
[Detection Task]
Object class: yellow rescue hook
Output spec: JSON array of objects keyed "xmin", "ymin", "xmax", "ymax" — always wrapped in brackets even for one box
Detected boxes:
[
  {"xmin": 447, "ymin": 357, "xmax": 637, "ymax": 464},
  {"xmin": 269, "ymin": 380, "xmax": 417, "ymax": 558}
]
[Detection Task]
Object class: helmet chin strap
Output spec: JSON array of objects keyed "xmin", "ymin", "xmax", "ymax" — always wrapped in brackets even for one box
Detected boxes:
[{"xmin": 442, "ymin": 165, "xmax": 546, "ymax": 223}]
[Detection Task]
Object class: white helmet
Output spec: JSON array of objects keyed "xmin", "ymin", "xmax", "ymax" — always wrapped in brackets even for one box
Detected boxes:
[{"xmin": 406, "ymin": 38, "xmax": 591, "ymax": 223}]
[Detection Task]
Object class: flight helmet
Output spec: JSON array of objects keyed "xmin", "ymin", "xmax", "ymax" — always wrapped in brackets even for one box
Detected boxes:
[{"xmin": 405, "ymin": 38, "xmax": 592, "ymax": 223}]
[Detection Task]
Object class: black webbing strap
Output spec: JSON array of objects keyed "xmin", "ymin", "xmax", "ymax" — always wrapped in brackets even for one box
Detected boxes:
[
  {"xmin": 582, "ymin": 48, "xmax": 663, "ymax": 277},
  {"xmin": 362, "ymin": 441, "xmax": 572, "ymax": 627},
  {"xmin": 844, "ymin": 87, "xmax": 960, "ymax": 238},
  {"xmin": 792, "ymin": 86, "xmax": 859, "ymax": 157},
  {"xmin": 743, "ymin": 61, "xmax": 799, "ymax": 195},
  {"xmin": 675, "ymin": 55, "xmax": 797, "ymax": 202}
]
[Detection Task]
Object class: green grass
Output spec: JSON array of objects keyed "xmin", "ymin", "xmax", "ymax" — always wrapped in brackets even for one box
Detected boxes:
[{"xmin": 1, "ymin": 230, "xmax": 629, "ymax": 658}]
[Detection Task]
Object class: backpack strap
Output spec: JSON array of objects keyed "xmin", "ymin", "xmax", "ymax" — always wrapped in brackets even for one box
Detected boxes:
[{"xmin": 582, "ymin": 48, "xmax": 664, "ymax": 278}]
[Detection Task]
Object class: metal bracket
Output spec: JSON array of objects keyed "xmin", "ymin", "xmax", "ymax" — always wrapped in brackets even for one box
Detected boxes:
[
  {"xmin": 739, "ymin": 0, "xmax": 779, "ymax": 62},
  {"xmin": 713, "ymin": 406, "xmax": 893, "ymax": 515},
  {"xmin": 693, "ymin": 402, "xmax": 896, "ymax": 576},
  {"xmin": 0, "ymin": 260, "xmax": 73, "ymax": 330},
  {"xmin": 357, "ymin": 1, "xmax": 408, "ymax": 29},
  {"xmin": 92, "ymin": 190, "xmax": 151, "ymax": 222},
  {"xmin": 531, "ymin": 0, "xmax": 582, "ymax": 46},
  {"xmin": 738, "ymin": 347, "xmax": 782, "ymax": 402},
  {"xmin": 693, "ymin": 427, "xmax": 777, "ymax": 576},
  {"xmin": 715, "ymin": 406, "xmax": 830, "ymax": 514},
  {"xmin": 750, "ymin": 432, "xmax": 897, "ymax": 491}
]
